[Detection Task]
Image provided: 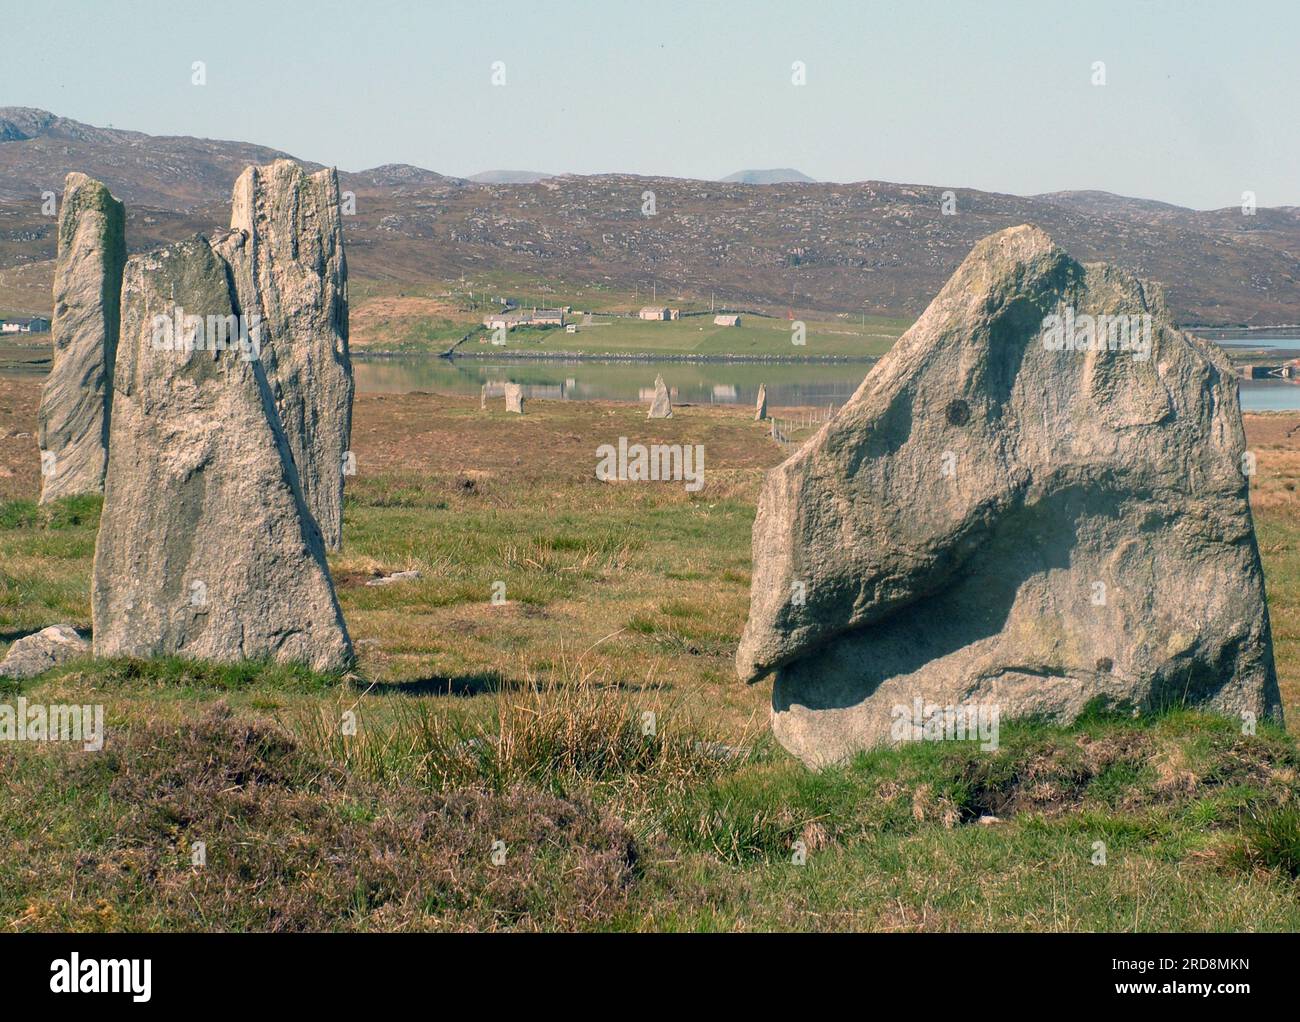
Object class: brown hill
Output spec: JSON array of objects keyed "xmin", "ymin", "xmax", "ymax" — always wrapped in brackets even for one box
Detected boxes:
[{"xmin": 2, "ymin": 109, "xmax": 1298, "ymax": 326}]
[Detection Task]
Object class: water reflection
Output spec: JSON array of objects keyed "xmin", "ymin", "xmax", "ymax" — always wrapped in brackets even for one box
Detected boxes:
[{"xmin": 354, "ymin": 356, "xmax": 1300, "ymax": 413}]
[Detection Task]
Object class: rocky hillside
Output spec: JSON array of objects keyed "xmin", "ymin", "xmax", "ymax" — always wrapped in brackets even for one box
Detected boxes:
[{"xmin": 2, "ymin": 108, "xmax": 1298, "ymax": 325}]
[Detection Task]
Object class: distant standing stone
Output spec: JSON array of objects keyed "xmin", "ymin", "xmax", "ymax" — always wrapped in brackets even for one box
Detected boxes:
[
  {"xmin": 37, "ymin": 173, "xmax": 125, "ymax": 504},
  {"xmin": 648, "ymin": 374, "xmax": 672, "ymax": 418},
  {"xmin": 480, "ymin": 384, "xmax": 488, "ymax": 410},
  {"xmin": 0, "ymin": 624, "xmax": 88, "ymax": 680},
  {"xmin": 755, "ymin": 383, "xmax": 768, "ymax": 421},
  {"xmin": 504, "ymin": 382, "xmax": 525, "ymax": 414}
]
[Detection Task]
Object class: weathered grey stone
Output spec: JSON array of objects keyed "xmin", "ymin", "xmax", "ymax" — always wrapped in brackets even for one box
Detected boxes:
[
  {"xmin": 648, "ymin": 374, "xmax": 672, "ymax": 418},
  {"xmin": 92, "ymin": 236, "xmax": 353, "ymax": 673},
  {"xmin": 738, "ymin": 225, "xmax": 1281, "ymax": 768},
  {"xmin": 503, "ymin": 382, "xmax": 525, "ymax": 414},
  {"xmin": 480, "ymin": 384, "xmax": 488, "ymax": 410},
  {"xmin": 37, "ymin": 173, "xmax": 125, "ymax": 504},
  {"xmin": 755, "ymin": 383, "xmax": 767, "ymax": 421},
  {"xmin": 214, "ymin": 160, "xmax": 352, "ymax": 550},
  {"xmin": 0, "ymin": 624, "xmax": 88, "ymax": 680}
]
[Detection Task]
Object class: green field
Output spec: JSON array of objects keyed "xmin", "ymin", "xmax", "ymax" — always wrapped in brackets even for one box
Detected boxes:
[
  {"xmin": 475, "ymin": 313, "xmax": 903, "ymax": 359},
  {"xmin": 1, "ymin": 391, "xmax": 1298, "ymax": 931}
]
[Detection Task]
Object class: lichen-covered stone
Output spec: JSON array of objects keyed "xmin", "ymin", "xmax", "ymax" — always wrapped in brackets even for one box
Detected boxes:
[
  {"xmin": 738, "ymin": 225, "xmax": 1281, "ymax": 767},
  {"xmin": 214, "ymin": 160, "xmax": 352, "ymax": 549},
  {"xmin": 37, "ymin": 173, "xmax": 125, "ymax": 503},
  {"xmin": 92, "ymin": 236, "xmax": 353, "ymax": 673}
]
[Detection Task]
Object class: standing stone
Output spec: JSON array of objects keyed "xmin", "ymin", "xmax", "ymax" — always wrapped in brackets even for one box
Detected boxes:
[
  {"xmin": 37, "ymin": 173, "xmax": 125, "ymax": 503},
  {"xmin": 480, "ymin": 383, "xmax": 488, "ymax": 410},
  {"xmin": 214, "ymin": 160, "xmax": 352, "ymax": 550},
  {"xmin": 738, "ymin": 225, "xmax": 1281, "ymax": 768},
  {"xmin": 648, "ymin": 374, "xmax": 672, "ymax": 418},
  {"xmin": 92, "ymin": 237, "xmax": 353, "ymax": 673},
  {"xmin": 504, "ymin": 382, "xmax": 525, "ymax": 414},
  {"xmin": 755, "ymin": 383, "xmax": 768, "ymax": 421}
]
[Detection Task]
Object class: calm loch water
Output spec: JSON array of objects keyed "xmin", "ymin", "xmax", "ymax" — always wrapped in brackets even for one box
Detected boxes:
[{"xmin": 353, "ymin": 355, "xmax": 1300, "ymax": 412}]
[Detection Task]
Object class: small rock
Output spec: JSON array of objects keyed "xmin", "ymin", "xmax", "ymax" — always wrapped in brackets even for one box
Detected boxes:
[
  {"xmin": 0, "ymin": 624, "xmax": 88, "ymax": 680},
  {"xmin": 365, "ymin": 569, "xmax": 422, "ymax": 587}
]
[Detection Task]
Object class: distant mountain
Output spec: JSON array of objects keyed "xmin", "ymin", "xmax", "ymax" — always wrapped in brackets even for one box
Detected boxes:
[
  {"xmin": 722, "ymin": 168, "xmax": 816, "ymax": 184},
  {"xmin": 0, "ymin": 107, "xmax": 312, "ymax": 208},
  {"xmin": 468, "ymin": 170, "xmax": 554, "ymax": 184},
  {"xmin": 1032, "ymin": 190, "xmax": 1191, "ymax": 216},
  {"xmin": 344, "ymin": 164, "xmax": 465, "ymax": 189},
  {"xmin": 2, "ymin": 111, "xmax": 1300, "ymax": 327}
]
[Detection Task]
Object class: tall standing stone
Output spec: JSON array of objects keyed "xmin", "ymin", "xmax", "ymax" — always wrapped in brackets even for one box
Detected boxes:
[
  {"xmin": 647, "ymin": 374, "xmax": 672, "ymax": 418},
  {"xmin": 214, "ymin": 160, "xmax": 352, "ymax": 550},
  {"xmin": 755, "ymin": 383, "xmax": 767, "ymax": 421},
  {"xmin": 92, "ymin": 236, "xmax": 353, "ymax": 673},
  {"xmin": 37, "ymin": 173, "xmax": 125, "ymax": 503},
  {"xmin": 738, "ymin": 225, "xmax": 1281, "ymax": 767},
  {"xmin": 503, "ymin": 382, "xmax": 525, "ymax": 414}
]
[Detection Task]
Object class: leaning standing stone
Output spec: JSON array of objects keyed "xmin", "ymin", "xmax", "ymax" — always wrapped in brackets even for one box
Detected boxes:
[
  {"xmin": 738, "ymin": 225, "xmax": 1281, "ymax": 767},
  {"xmin": 755, "ymin": 383, "xmax": 767, "ymax": 421},
  {"xmin": 37, "ymin": 173, "xmax": 125, "ymax": 504}
]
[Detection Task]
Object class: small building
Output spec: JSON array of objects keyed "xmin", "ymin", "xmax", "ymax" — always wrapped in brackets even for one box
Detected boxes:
[
  {"xmin": 565, "ymin": 324, "xmax": 577, "ymax": 334},
  {"xmin": 713, "ymin": 314, "xmax": 741, "ymax": 327},
  {"xmin": 483, "ymin": 308, "xmax": 564, "ymax": 331},
  {"xmin": 0, "ymin": 316, "xmax": 51, "ymax": 333},
  {"xmin": 667, "ymin": 308, "xmax": 681, "ymax": 320},
  {"xmin": 639, "ymin": 306, "xmax": 669, "ymax": 321}
]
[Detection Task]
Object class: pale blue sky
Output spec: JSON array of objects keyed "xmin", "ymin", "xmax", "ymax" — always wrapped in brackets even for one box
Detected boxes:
[{"xmin": 4, "ymin": 0, "xmax": 1295, "ymax": 209}]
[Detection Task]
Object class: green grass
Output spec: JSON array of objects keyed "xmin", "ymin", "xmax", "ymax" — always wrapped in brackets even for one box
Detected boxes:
[
  {"xmin": 464, "ymin": 313, "xmax": 903, "ymax": 358},
  {"xmin": 1, "ymin": 400, "xmax": 1298, "ymax": 931}
]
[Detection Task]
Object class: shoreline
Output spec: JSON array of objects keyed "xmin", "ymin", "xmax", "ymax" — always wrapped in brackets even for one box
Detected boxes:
[{"xmin": 353, "ymin": 349, "xmax": 879, "ymax": 364}]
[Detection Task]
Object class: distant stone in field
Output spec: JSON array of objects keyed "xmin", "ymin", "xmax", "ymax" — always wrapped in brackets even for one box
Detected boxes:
[
  {"xmin": 480, "ymin": 384, "xmax": 488, "ymax": 410},
  {"xmin": 92, "ymin": 236, "xmax": 353, "ymax": 674},
  {"xmin": 755, "ymin": 383, "xmax": 767, "ymax": 421},
  {"xmin": 366, "ymin": 569, "xmax": 421, "ymax": 587},
  {"xmin": 738, "ymin": 224, "xmax": 1282, "ymax": 768},
  {"xmin": 37, "ymin": 173, "xmax": 125, "ymax": 504},
  {"xmin": 504, "ymin": 382, "xmax": 525, "ymax": 413},
  {"xmin": 214, "ymin": 160, "xmax": 353, "ymax": 550},
  {"xmin": 647, "ymin": 374, "xmax": 672, "ymax": 418},
  {"xmin": 0, "ymin": 624, "xmax": 88, "ymax": 680}
]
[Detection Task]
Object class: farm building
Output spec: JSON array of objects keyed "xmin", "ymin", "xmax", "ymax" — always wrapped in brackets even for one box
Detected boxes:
[
  {"xmin": 667, "ymin": 308, "xmax": 681, "ymax": 320},
  {"xmin": 482, "ymin": 308, "xmax": 565, "ymax": 330},
  {"xmin": 713, "ymin": 314, "xmax": 741, "ymax": 327},
  {"xmin": 639, "ymin": 307, "xmax": 670, "ymax": 321},
  {"xmin": 0, "ymin": 316, "xmax": 51, "ymax": 333}
]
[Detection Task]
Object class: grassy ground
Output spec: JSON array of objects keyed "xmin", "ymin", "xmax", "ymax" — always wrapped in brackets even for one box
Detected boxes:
[
  {"xmin": 347, "ymin": 278, "xmax": 908, "ymax": 356},
  {"xmin": 1, "ymin": 380, "xmax": 1298, "ymax": 931}
]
